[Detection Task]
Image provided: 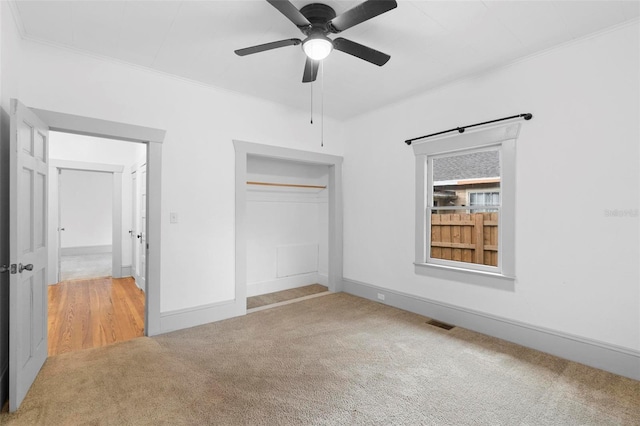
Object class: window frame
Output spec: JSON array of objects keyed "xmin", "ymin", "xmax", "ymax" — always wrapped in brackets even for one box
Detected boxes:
[{"xmin": 413, "ymin": 123, "xmax": 519, "ymax": 283}]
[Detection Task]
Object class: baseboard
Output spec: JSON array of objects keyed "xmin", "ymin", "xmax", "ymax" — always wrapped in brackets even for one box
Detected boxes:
[
  {"xmin": 121, "ymin": 265, "xmax": 132, "ymax": 277},
  {"xmin": 247, "ymin": 273, "xmax": 321, "ymax": 297},
  {"xmin": 317, "ymin": 273, "xmax": 328, "ymax": 286},
  {"xmin": 342, "ymin": 278, "xmax": 640, "ymax": 381},
  {"xmin": 60, "ymin": 245, "xmax": 112, "ymax": 256},
  {"xmin": 0, "ymin": 361, "xmax": 7, "ymax": 408},
  {"xmin": 159, "ymin": 299, "xmax": 245, "ymax": 334}
]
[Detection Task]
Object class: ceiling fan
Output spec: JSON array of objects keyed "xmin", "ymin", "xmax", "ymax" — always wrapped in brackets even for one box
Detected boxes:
[{"xmin": 234, "ymin": 0, "xmax": 398, "ymax": 83}]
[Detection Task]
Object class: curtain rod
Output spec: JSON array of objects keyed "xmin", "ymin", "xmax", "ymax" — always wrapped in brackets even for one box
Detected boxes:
[{"xmin": 404, "ymin": 113, "xmax": 533, "ymax": 146}]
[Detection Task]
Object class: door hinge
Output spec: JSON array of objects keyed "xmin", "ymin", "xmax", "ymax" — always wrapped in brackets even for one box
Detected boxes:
[{"xmin": 1, "ymin": 264, "xmax": 17, "ymax": 274}]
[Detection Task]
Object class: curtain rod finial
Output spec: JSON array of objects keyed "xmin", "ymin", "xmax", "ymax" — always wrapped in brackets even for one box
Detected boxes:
[{"xmin": 523, "ymin": 113, "xmax": 533, "ymax": 120}]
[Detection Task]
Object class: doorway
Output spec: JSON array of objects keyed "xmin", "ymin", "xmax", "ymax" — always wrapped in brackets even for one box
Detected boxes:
[
  {"xmin": 57, "ymin": 169, "xmax": 113, "ymax": 282},
  {"xmin": 47, "ymin": 132, "xmax": 147, "ymax": 355},
  {"xmin": 29, "ymin": 106, "xmax": 164, "ymax": 337}
]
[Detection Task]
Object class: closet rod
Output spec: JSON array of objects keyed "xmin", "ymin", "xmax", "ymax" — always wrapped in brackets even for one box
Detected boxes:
[
  {"xmin": 246, "ymin": 181, "xmax": 326, "ymax": 189},
  {"xmin": 404, "ymin": 113, "xmax": 533, "ymax": 146}
]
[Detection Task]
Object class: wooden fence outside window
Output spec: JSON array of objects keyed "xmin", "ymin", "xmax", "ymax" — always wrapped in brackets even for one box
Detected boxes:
[{"xmin": 430, "ymin": 212, "xmax": 498, "ymax": 266}]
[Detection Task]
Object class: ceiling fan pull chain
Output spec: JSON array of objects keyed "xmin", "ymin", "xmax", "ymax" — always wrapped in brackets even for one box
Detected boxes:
[
  {"xmin": 310, "ymin": 80, "xmax": 314, "ymax": 124},
  {"xmin": 321, "ymin": 60, "xmax": 324, "ymax": 147}
]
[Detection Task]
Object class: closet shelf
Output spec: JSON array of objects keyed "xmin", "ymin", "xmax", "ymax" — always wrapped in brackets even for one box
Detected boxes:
[{"xmin": 246, "ymin": 181, "xmax": 326, "ymax": 189}]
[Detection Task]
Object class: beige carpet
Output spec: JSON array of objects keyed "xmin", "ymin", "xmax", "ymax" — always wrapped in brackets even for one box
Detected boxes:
[{"xmin": 2, "ymin": 293, "xmax": 638, "ymax": 425}]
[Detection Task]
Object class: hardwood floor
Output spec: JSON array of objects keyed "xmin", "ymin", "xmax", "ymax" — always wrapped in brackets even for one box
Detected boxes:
[{"xmin": 48, "ymin": 277, "xmax": 145, "ymax": 356}]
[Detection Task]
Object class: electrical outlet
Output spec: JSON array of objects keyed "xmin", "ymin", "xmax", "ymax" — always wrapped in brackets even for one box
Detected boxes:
[{"xmin": 377, "ymin": 293, "xmax": 385, "ymax": 301}]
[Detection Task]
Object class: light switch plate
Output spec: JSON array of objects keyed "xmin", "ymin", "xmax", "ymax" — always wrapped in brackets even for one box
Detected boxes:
[{"xmin": 170, "ymin": 212, "xmax": 178, "ymax": 224}]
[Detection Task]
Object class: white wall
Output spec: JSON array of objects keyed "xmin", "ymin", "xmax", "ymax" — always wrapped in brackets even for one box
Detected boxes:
[
  {"xmin": 49, "ymin": 131, "xmax": 145, "ymax": 270},
  {"xmin": 246, "ymin": 156, "xmax": 329, "ymax": 296},
  {"xmin": 341, "ymin": 22, "xmax": 640, "ymax": 351},
  {"xmin": 14, "ymin": 36, "xmax": 344, "ymax": 313},
  {"xmin": 59, "ymin": 169, "xmax": 112, "ymax": 249}
]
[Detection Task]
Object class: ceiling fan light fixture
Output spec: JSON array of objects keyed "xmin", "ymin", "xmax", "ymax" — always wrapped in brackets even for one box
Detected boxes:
[{"xmin": 302, "ymin": 35, "xmax": 333, "ymax": 60}]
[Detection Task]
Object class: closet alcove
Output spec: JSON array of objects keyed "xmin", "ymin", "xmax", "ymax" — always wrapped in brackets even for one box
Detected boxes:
[{"xmin": 245, "ymin": 155, "xmax": 330, "ymax": 299}]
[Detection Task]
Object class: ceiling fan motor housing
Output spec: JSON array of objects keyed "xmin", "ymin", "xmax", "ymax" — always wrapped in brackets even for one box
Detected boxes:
[
  {"xmin": 299, "ymin": 3, "xmax": 337, "ymax": 35},
  {"xmin": 235, "ymin": 0, "xmax": 397, "ymax": 82}
]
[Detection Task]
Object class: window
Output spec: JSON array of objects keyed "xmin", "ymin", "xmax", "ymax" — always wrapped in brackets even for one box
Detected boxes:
[
  {"xmin": 412, "ymin": 124, "xmax": 519, "ymax": 282},
  {"xmin": 468, "ymin": 191, "xmax": 500, "ymax": 212}
]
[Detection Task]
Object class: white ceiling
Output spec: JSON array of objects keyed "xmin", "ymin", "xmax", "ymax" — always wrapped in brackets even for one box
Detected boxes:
[{"xmin": 9, "ymin": 0, "xmax": 640, "ymax": 120}]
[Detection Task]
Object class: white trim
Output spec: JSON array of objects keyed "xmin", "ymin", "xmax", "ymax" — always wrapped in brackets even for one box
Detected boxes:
[
  {"xmin": 49, "ymin": 159, "xmax": 123, "ymax": 173},
  {"xmin": 414, "ymin": 124, "xmax": 518, "ymax": 280},
  {"xmin": 342, "ymin": 278, "xmax": 640, "ymax": 381},
  {"xmin": 33, "ymin": 107, "xmax": 164, "ymax": 336},
  {"xmin": 317, "ymin": 273, "xmax": 329, "ymax": 286},
  {"xmin": 32, "ymin": 109, "xmax": 165, "ymax": 144},
  {"xmin": 121, "ymin": 265, "xmax": 132, "ymax": 278},
  {"xmin": 160, "ymin": 300, "xmax": 238, "ymax": 334},
  {"xmin": 112, "ymin": 171, "xmax": 122, "ymax": 278},
  {"xmin": 234, "ymin": 141, "xmax": 344, "ymax": 322},
  {"xmin": 412, "ymin": 123, "xmax": 520, "ymax": 156},
  {"xmin": 414, "ymin": 263, "xmax": 515, "ymax": 291}
]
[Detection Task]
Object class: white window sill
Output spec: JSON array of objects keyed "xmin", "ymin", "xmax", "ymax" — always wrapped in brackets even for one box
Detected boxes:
[{"xmin": 414, "ymin": 262, "xmax": 515, "ymax": 290}]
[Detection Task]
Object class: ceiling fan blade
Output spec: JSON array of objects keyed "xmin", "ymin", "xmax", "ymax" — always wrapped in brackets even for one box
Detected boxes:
[
  {"xmin": 333, "ymin": 38, "xmax": 390, "ymax": 66},
  {"xmin": 266, "ymin": 0, "xmax": 311, "ymax": 29},
  {"xmin": 328, "ymin": 0, "xmax": 397, "ymax": 33},
  {"xmin": 235, "ymin": 38, "xmax": 301, "ymax": 56},
  {"xmin": 302, "ymin": 57, "xmax": 319, "ymax": 83}
]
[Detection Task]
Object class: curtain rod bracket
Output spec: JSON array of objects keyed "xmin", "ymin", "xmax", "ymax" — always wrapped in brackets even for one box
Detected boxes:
[{"xmin": 405, "ymin": 113, "xmax": 533, "ymax": 146}]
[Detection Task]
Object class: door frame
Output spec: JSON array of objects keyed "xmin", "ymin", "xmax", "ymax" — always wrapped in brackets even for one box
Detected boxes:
[
  {"xmin": 234, "ymin": 140, "xmax": 344, "ymax": 313},
  {"xmin": 49, "ymin": 160, "xmax": 124, "ymax": 284},
  {"xmin": 30, "ymin": 107, "xmax": 164, "ymax": 336}
]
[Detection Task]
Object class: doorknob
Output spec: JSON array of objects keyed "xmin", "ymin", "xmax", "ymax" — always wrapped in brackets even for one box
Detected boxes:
[
  {"xmin": 18, "ymin": 263, "xmax": 33, "ymax": 273},
  {"xmin": 137, "ymin": 234, "xmax": 142, "ymax": 239},
  {"xmin": 58, "ymin": 227, "xmax": 65, "ymax": 231}
]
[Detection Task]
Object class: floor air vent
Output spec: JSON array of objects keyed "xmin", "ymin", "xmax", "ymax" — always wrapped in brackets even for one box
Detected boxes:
[{"xmin": 426, "ymin": 319, "xmax": 455, "ymax": 330}]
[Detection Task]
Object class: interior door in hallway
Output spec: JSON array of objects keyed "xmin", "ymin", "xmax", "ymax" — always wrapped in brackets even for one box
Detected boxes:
[
  {"xmin": 9, "ymin": 99, "xmax": 49, "ymax": 412},
  {"xmin": 133, "ymin": 164, "xmax": 147, "ymax": 291}
]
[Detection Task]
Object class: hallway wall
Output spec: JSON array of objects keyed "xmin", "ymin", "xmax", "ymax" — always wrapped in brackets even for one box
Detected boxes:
[{"xmin": 59, "ymin": 169, "xmax": 112, "ymax": 250}]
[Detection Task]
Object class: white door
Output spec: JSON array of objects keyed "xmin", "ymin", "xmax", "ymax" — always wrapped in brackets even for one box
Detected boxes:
[
  {"xmin": 139, "ymin": 165, "xmax": 147, "ymax": 292},
  {"xmin": 131, "ymin": 169, "xmax": 138, "ymax": 286},
  {"xmin": 9, "ymin": 99, "xmax": 49, "ymax": 412},
  {"xmin": 133, "ymin": 164, "xmax": 146, "ymax": 291}
]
